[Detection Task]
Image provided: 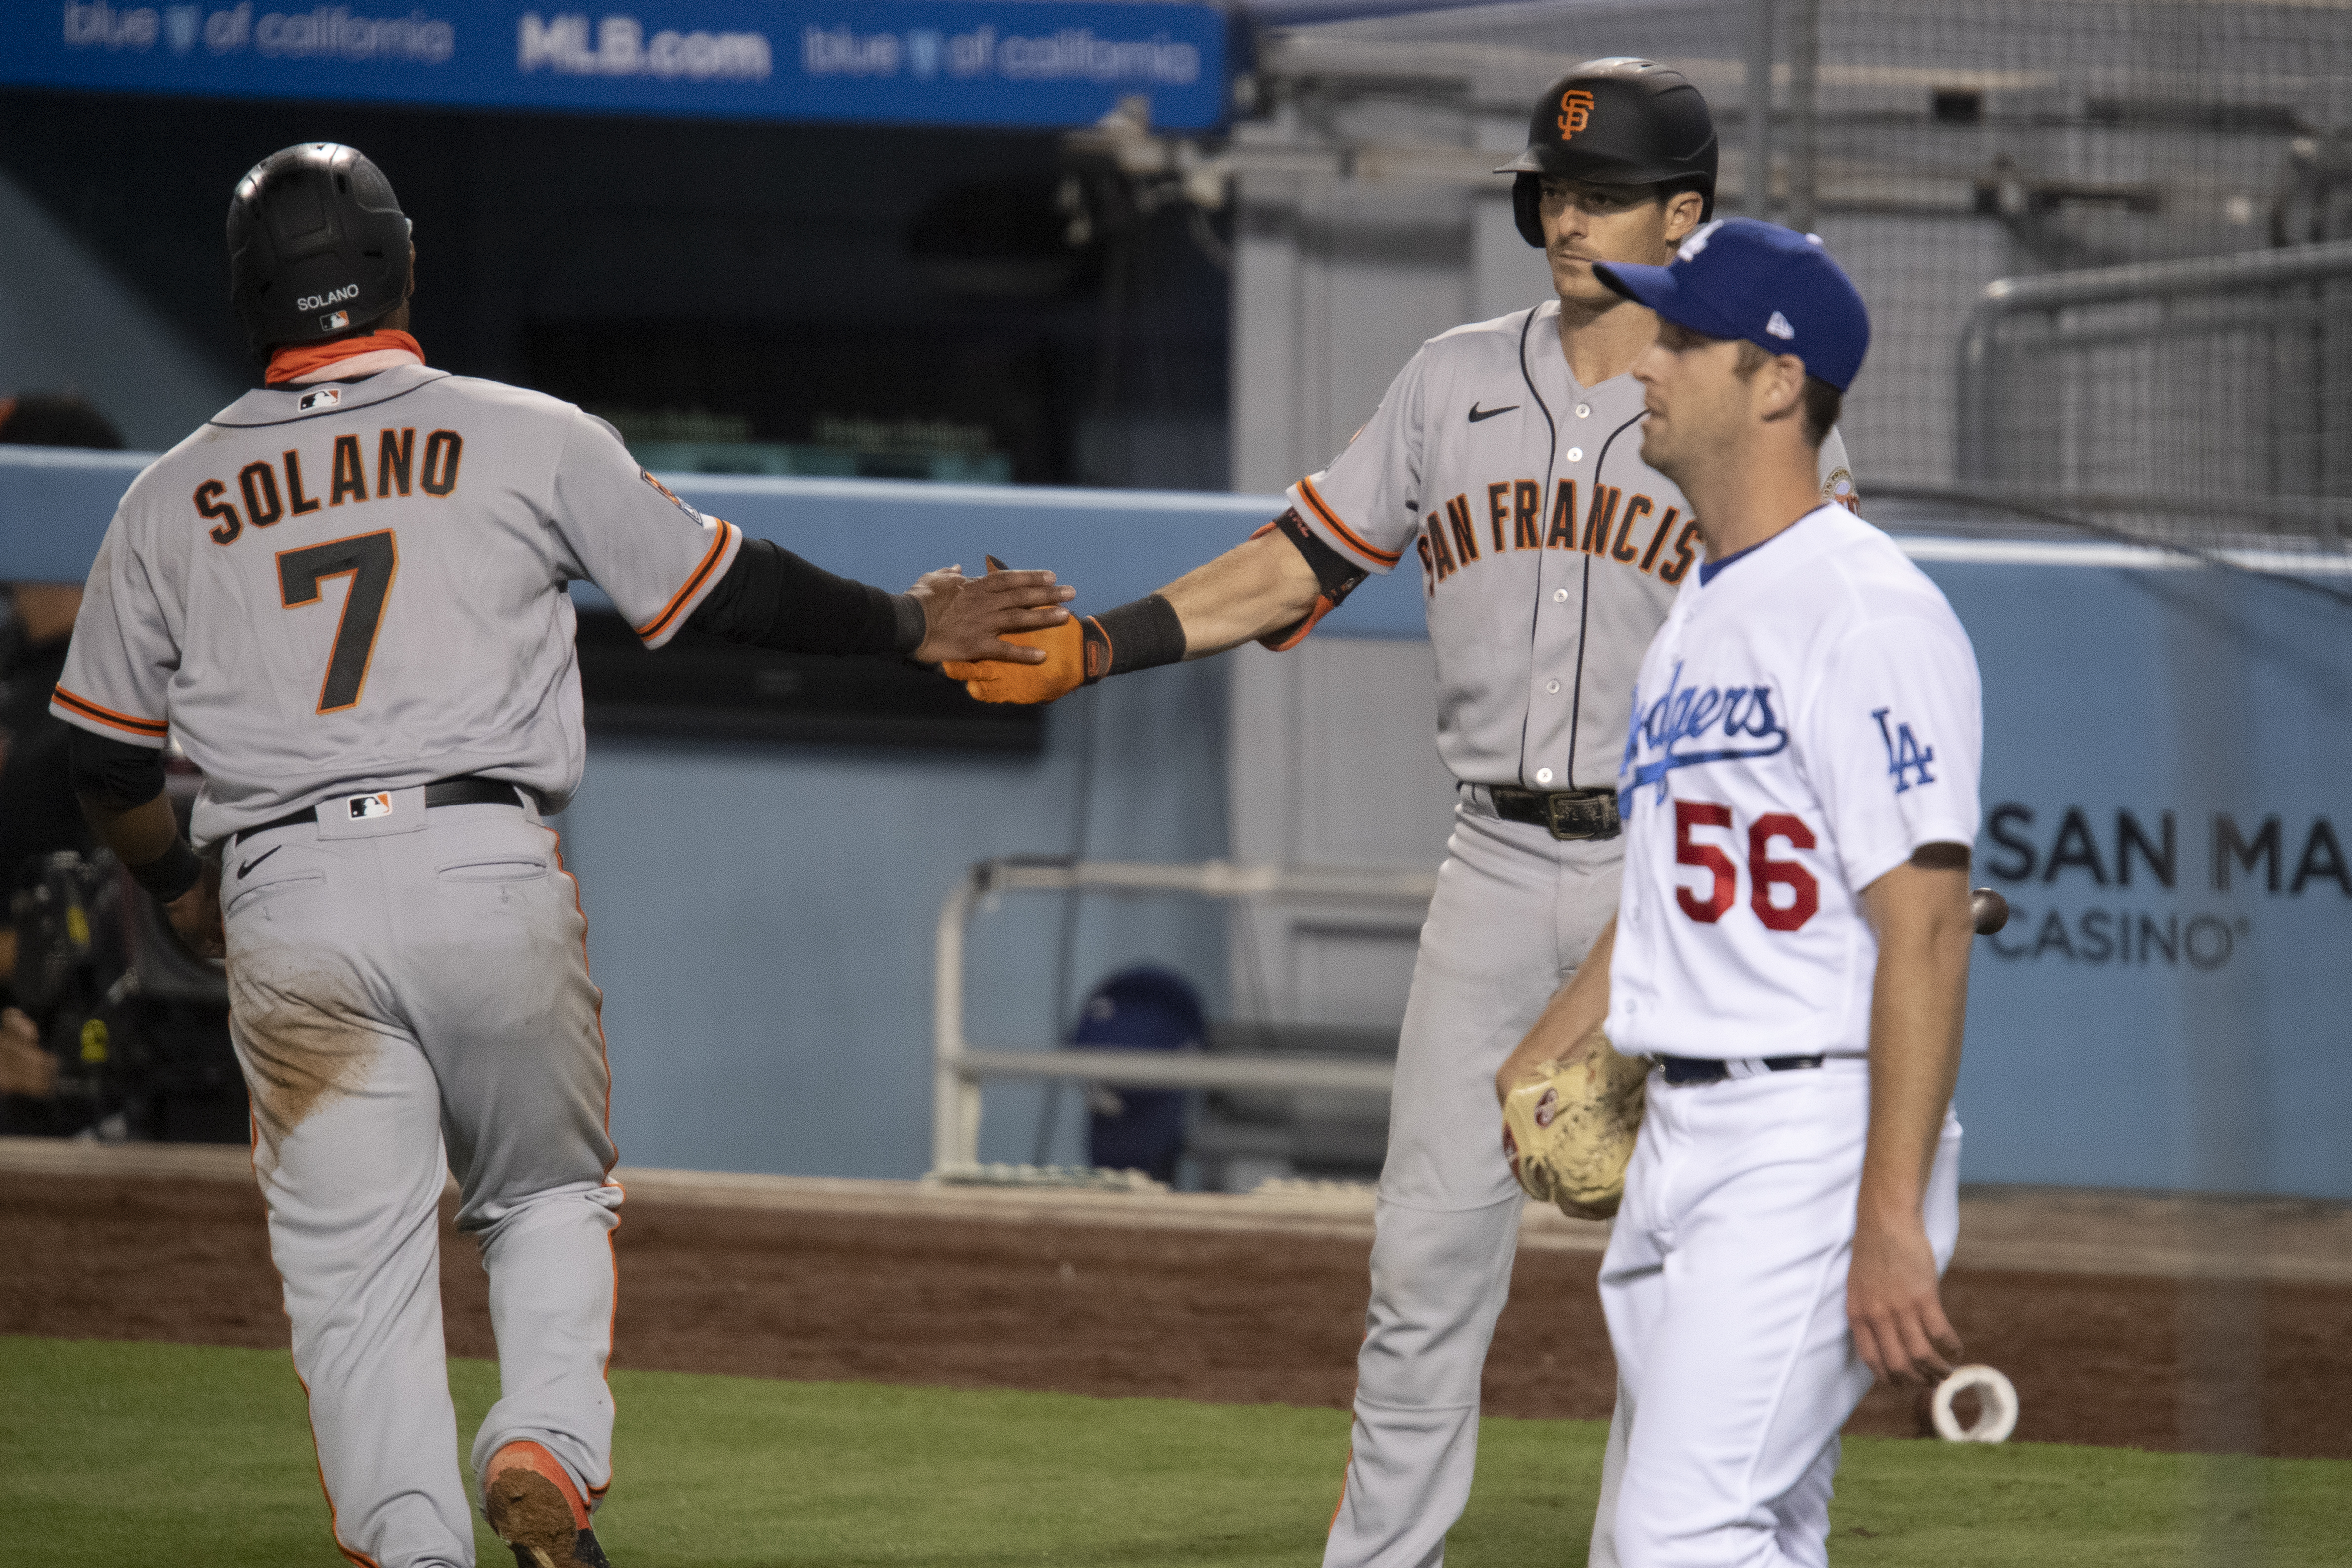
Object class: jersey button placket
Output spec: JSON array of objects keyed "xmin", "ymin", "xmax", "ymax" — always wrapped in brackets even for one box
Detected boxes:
[{"xmin": 1530, "ymin": 443, "xmax": 1585, "ymax": 794}]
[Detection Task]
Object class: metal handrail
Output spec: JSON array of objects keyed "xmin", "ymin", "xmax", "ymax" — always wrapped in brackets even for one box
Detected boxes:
[
  {"xmin": 1870, "ymin": 480, "xmax": 2352, "ymax": 534},
  {"xmin": 930, "ymin": 858, "xmax": 1437, "ymax": 1172},
  {"xmin": 1955, "ymin": 237, "xmax": 2352, "ymax": 497},
  {"xmin": 1969, "ymin": 236, "xmax": 2352, "ymax": 316}
]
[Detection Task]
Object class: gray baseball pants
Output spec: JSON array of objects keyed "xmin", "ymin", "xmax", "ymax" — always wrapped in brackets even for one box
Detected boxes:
[
  {"xmin": 222, "ymin": 792, "xmax": 620, "ymax": 1568},
  {"xmin": 1324, "ymin": 792, "xmax": 1623, "ymax": 1568}
]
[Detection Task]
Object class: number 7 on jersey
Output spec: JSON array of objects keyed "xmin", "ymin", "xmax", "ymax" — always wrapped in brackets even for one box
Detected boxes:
[{"xmin": 278, "ymin": 530, "xmax": 398, "ymax": 713}]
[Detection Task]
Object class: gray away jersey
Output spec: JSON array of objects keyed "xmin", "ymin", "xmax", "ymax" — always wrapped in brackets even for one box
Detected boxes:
[
  {"xmin": 52, "ymin": 364, "xmax": 742, "ymax": 844},
  {"xmin": 1289, "ymin": 300, "xmax": 1854, "ymax": 791}
]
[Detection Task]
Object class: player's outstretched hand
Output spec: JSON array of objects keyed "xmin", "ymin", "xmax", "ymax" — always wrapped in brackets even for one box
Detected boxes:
[
  {"xmin": 165, "ymin": 859, "xmax": 226, "ymax": 961},
  {"xmin": 907, "ymin": 562, "xmax": 1075, "ymax": 667},
  {"xmin": 1847, "ymin": 1216, "xmax": 1962, "ymax": 1386}
]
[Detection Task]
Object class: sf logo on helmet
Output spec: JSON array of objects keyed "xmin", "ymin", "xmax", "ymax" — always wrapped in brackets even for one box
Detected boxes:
[{"xmin": 1557, "ymin": 89, "xmax": 1595, "ymax": 139}]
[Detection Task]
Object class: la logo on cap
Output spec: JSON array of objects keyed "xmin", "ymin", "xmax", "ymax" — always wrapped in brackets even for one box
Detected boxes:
[{"xmin": 1766, "ymin": 311, "xmax": 1796, "ymax": 340}]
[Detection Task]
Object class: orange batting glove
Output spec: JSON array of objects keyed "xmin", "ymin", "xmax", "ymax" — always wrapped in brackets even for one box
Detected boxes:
[{"xmin": 944, "ymin": 617, "xmax": 1101, "ymax": 704}]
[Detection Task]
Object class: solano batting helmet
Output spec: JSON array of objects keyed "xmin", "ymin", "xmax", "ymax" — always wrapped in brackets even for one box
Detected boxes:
[{"xmin": 227, "ymin": 143, "xmax": 412, "ymax": 354}]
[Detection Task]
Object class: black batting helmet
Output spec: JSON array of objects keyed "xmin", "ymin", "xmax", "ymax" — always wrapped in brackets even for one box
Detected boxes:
[
  {"xmin": 227, "ymin": 143, "xmax": 412, "ymax": 355},
  {"xmin": 1495, "ymin": 58, "xmax": 1718, "ymax": 247}
]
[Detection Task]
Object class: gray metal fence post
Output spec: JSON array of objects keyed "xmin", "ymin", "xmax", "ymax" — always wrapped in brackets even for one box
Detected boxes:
[
  {"xmin": 1787, "ymin": 0, "xmax": 1819, "ymax": 233},
  {"xmin": 1744, "ymin": 0, "xmax": 1775, "ymax": 218}
]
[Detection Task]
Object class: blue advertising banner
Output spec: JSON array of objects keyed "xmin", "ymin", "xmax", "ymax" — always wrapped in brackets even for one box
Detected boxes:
[{"xmin": 4, "ymin": 0, "xmax": 1230, "ymax": 130}]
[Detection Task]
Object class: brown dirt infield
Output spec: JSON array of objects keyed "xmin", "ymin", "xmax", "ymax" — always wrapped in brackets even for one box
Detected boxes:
[{"xmin": 3, "ymin": 1162, "xmax": 2347, "ymax": 1459}]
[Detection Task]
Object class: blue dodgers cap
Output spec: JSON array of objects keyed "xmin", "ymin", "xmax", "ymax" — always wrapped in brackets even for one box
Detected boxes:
[{"xmin": 1592, "ymin": 218, "xmax": 1870, "ymax": 391}]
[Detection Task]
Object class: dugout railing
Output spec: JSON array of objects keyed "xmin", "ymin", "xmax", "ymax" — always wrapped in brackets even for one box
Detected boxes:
[
  {"xmin": 930, "ymin": 857, "xmax": 1436, "ymax": 1174},
  {"xmin": 1954, "ymin": 236, "xmax": 2352, "ymax": 556}
]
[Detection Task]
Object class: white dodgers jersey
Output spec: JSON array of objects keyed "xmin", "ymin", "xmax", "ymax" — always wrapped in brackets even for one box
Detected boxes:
[{"xmin": 1605, "ymin": 505, "xmax": 1982, "ymax": 1059}]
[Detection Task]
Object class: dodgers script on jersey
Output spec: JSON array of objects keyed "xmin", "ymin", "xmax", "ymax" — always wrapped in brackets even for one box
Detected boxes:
[
  {"xmin": 1605, "ymin": 504, "xmax": 1982, "ymax": 1059},
  {"xmin": 52, "ymin": 364, "xmax": 741, "ymax": 843},
  {"xmin": 1285, "ymin": 300, "xmax": 1855, "ymax": 790}
]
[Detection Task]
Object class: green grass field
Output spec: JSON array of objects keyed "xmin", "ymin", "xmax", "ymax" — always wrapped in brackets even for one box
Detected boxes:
[{"xmin": 3, "ymin": 1336, "xmax": 2344, "ymax": 1567}]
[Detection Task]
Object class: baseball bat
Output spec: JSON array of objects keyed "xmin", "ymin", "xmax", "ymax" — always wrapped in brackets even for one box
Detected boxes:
[{"xmin": 1970, "ymin": 887, "xmax": 2009, "ymax": 936}]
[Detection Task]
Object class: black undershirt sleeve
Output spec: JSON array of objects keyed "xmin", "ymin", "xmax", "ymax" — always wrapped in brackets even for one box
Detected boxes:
[
  {"xmin": 683, "ymin": 536, "xmax": 924, "ymax": 656},
  {"xmin": 65, "ymin": 726, "xmax": 168, "ymax": 810}
]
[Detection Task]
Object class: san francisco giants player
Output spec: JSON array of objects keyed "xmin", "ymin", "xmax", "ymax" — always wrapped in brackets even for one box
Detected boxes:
[
  {"xmin": 51, "ymin": 143, "xmax": 1069, "ymax": 1568},
  {"xmin": 1498, "ymin": 219, "xmax": 1982, "ymax": 1568},
  {"xmin": 950, "ymin": 62, "xmax": 1855, "ymax": 1568}
]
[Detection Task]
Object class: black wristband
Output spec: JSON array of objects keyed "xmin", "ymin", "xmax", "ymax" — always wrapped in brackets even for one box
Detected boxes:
[
  {"xmin": 128, "ymin": 836, "xmax": 203, "ymax": 904},
  {"xmin": 1085, "ymin": 594, "xmax": 1188, "ymax": 682}
]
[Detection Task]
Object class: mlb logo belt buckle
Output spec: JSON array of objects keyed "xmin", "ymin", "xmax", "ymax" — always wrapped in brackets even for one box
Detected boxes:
[
  {"xmin": 1544, "ymin": 791, "xmax": 1620, "ymax": 842},
  {"xmin": 345, "ymin": 791, "xmax": 394, "ymax": 820}
]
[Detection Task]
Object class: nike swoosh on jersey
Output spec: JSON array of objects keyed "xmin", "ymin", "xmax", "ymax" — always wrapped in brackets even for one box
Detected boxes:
[
  {"xmin": 1467, "ymin": 403, "xmax": 1519, "ymax": 422},
  {"xmin": 237, "ymin": 845, "xmax": 284, "ymax": 880}
]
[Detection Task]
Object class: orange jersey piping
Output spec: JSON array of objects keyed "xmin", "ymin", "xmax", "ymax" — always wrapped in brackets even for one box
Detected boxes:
[
  {"xmin": 1294, "ymin": 478, "xmax": 1403, "ymax": 568},
  {"xmin": 633, "ymin": 521, "xmax": 738, "ymax": 645},
  {"xmin": 51, "ymin": 684, "xmax": 168, "ymax": 739}
]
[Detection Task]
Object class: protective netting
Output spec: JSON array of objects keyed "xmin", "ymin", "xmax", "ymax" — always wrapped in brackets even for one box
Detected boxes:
[{"xmin": 1276, "ymin": 0, "xmax": 2352, "ymax": 568}]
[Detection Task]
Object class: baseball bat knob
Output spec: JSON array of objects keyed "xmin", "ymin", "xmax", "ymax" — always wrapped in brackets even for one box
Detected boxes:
[{"xmin": 1970, "ymin": 887, "xmax": 2009, "ymax": 936}]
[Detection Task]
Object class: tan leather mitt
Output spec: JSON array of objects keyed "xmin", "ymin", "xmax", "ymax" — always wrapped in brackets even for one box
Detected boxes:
[{"xmin": 1500, "ymin": 1029, "xmax": 1652, "ymax": 1221}]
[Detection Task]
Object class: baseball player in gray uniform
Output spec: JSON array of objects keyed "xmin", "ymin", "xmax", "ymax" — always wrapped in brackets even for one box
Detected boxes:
[
  {"xmin": 52, "ymin": 143, "xmax": 1071, "ymax": 1568},
  {"xmin": 949, "ymin": 61, "xmax": 1855, "ymax": 1568}
]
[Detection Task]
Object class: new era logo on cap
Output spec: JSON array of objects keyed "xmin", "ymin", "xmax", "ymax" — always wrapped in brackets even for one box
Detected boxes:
[{"xmin": 1592, "ymin": 217, "xmax": 1871, "ymax": 391}]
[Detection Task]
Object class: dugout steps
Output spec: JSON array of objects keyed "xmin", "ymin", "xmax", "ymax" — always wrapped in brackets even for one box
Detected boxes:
[{"xmin": 5, "ymin": 1135, "xmax": 2347, "ymax": 1284}]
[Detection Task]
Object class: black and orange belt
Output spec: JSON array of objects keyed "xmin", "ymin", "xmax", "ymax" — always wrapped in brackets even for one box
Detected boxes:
[{"xmin": 232, "ymin": 775, "xmax": 530, "ymax": 848}]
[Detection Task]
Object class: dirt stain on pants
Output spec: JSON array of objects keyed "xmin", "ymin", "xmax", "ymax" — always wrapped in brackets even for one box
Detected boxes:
[{"xmin": 227, "ymin": 957, "xmax": 380, "ymax": 1168}]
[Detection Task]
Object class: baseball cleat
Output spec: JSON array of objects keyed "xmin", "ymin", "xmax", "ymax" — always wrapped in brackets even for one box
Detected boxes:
[{"xmin": 483, "ymin": 1441, "xmax": 612, "ymax": 1568}]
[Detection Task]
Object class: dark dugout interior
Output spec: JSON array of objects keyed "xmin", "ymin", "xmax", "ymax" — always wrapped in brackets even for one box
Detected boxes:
[{"xmin": 0, "ymin": 89, "xmax": 1231, "ymax": 491}]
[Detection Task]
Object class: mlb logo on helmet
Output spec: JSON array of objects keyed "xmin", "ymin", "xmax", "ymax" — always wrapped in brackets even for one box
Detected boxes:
[
  {"xmin": 1592, "ymin": 217, "xmax": 1872, "ymax": 391},
  {"xmin": 322, "ymin": 310, "xmax": 350, "ymax": 332},
  {"xmin": 1558, "ymin": 88, "xmax": 1595, "ymax": 139}
]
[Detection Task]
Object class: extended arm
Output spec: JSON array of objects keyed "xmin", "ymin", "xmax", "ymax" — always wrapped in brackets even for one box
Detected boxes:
[
  {"xmin": 1493, "ymin": 916, "xmax": 1617, "ymax": 1103},
  {"xmin": 1847, "ymin": 843, "xmax": 1974, "ymax": 1385},
  {"xmin": 684, "ymin": 537, "xmax": 1072, "ymax": 665},
  {"xmin": 945, "ymin": 512, "xmax": 1359, "ymax": 703},
  {"xmin": 1160, "ymin": 519, "xmax": 1336, "ymax": 658},
  {"xmin": 67, "ymin": 731, "xmax": 222, "ymax": 958}
]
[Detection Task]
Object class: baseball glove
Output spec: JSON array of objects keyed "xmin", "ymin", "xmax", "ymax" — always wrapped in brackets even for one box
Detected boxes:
[
  {"xmin": 943, "ymin": 619, "xmax": 1093, "ymax": 705},
  {"xmin": 1500, "ymin": 1029, "xmax": 1652, "ymax": 1221}
]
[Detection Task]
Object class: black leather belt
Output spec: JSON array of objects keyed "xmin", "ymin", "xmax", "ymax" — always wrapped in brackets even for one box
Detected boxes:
[
  {"xmin": 1657, "ymin": 1054, "xmax": 1826, "ymax": 1087},
  {"xmin": 1488, "ymin": 786, "xmax": 1621, "ymax": 841},
  {"xmin": 233, "ymin": 776, "xmax": 529, "ymax": 847}
]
